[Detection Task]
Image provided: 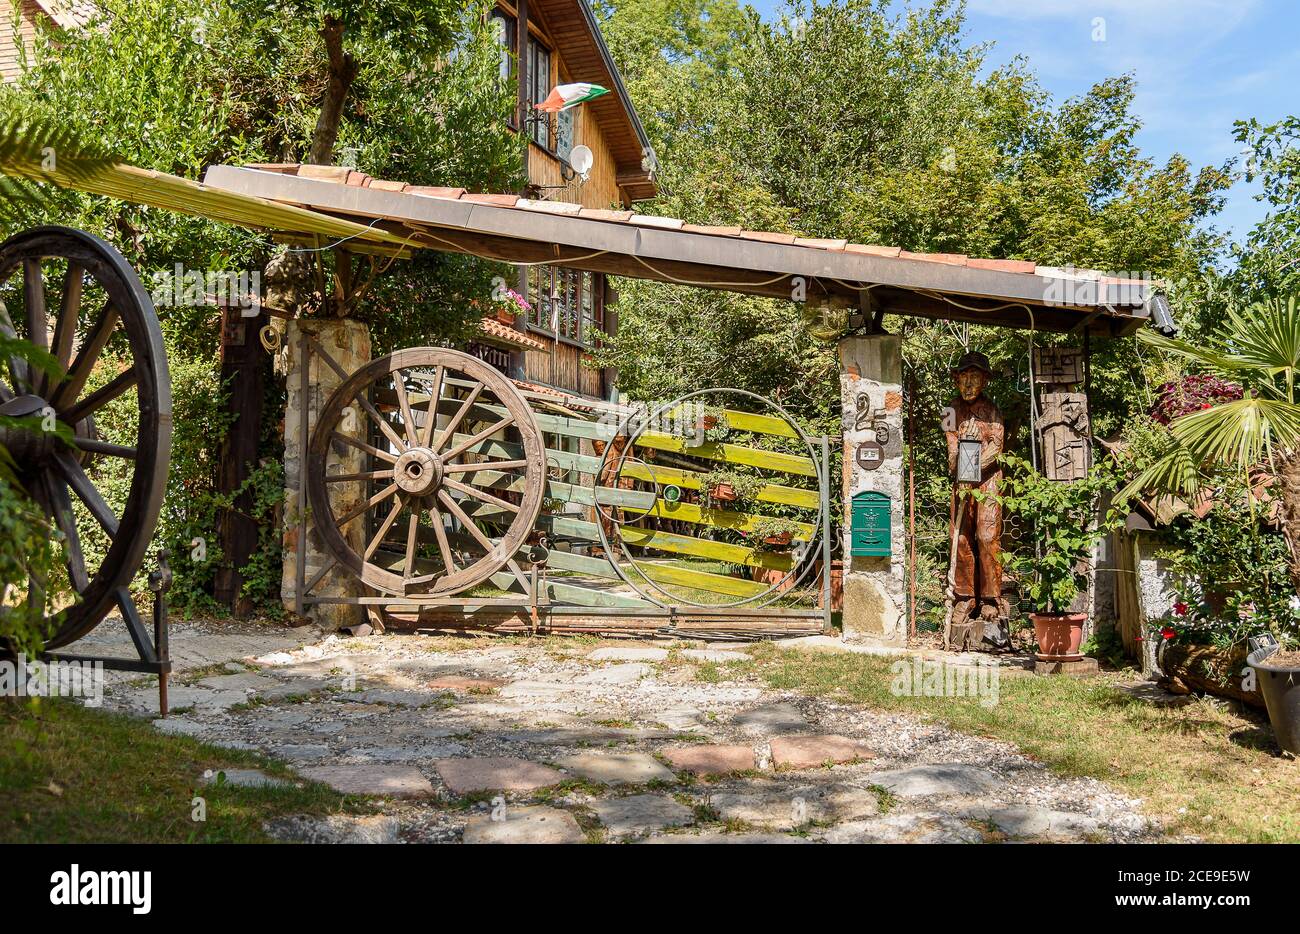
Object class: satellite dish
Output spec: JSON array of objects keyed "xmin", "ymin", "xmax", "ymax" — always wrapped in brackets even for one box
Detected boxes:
[{"xmin": 569, "ymin": 145, "xmax": 594, "ymax": 179}]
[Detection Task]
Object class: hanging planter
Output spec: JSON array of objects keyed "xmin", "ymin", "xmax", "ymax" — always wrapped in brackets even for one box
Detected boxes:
[
  {"xmin": 746, "ymin": 516, "xmax": 800, "ymax": 552},
  {"xmin": 700, "ymin": 467, "xmax": 764, "ymax": 509}
]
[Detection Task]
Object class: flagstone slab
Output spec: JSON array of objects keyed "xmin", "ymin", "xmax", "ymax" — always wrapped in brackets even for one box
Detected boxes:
[
  {"xmin": 434, "ymin": 757, "xmax": 565, "ymax": 794},
  {"xmin": 731, "ymin": 702, "xmax": 809, "ymax": 735},
  {"xmin": 962, "ymin": 804, "xmax": 1101, "ymax": 838},
  {"xmin": 770, "ymin": 735, "xmax": 875, "ymax": 770},
  {"xmin": 819, "ymin": 812, "xmax": 984, "ymax": 844},
  {"xmin": 299, "ymin": 764, "xmax": 434, "ymax": 798},
  {"xmin": 272, "ymin": 744, "xmax": 332, "ymax": 761},
  {"xmin": 662, "ymin": 744, "xmax": 755, "ymax": 775},
  {"xmin": 201, "ymin": 768, "xmax": 291, "ymax": 789},
  {"xmin": 462, "ymin": 806, "xmax": 585, "ymax": 844},
  {"xmin": 498, "ymin": 681, "xmax": 574, "ymax": 699},
  {"xmin": 592, "ymin": 794, "xmax": 695, "ymax": 836},
  {"xmin": 709, "ymin": 783, "xmax": 880, "ymax": 829},
  {"xmin": 573, "ymin": 663, "xmax": 652, "ymax": 685},
  {"xmin": 556, "ymin": 751, "xmax": 675, "ymax": 785},
  {"xmin": 426, "ymin": 675, "xmax": 507, "ymax": 692},
  {"xmin": 866, "ymin": 764, "xmax": 1001, "ymax": 798},
  {"xmin": 586, "ymin": 647, "xmax": 669, "ymax": 662},
  {"xmin": 642, "ymin": 831, "xmax": 811, "ymax": 844}
]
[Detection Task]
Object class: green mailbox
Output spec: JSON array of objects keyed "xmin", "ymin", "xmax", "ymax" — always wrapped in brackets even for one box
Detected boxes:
[{"xmin": 850, "ymin": 491, "xmax": 891, "ymax": 557}]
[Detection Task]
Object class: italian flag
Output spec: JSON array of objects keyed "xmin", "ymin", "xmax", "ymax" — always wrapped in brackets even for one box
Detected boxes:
[{"xmin": 535, "ymin": 82, "xmax": 609, "ymax": 113}]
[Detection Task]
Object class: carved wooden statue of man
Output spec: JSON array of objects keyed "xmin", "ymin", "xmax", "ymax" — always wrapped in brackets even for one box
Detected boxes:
[{"xmin": 945, "ymin": 351, "xmax": 1008, "ymax": 649}]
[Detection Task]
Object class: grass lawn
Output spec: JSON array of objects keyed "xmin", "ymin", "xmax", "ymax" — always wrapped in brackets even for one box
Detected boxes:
[
  {"xmin": 0, "ymin": 699, "xmax": 373, "ymax": 843},
  {"xmin": 737, "ymin": 643, "xmax": 1300, "ymax": 843}
]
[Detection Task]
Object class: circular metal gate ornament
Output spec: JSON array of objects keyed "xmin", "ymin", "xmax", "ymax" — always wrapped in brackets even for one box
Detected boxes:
[
  {"xmin": 0, "ymin": 226, "xmax": 171, "ymax": 649},
  {"xmin": 595, "ymin": 387, "xmax": 825, "ymax": 610},
  {"xmin": 306, "ymin": 347, "xmax": 545, "ymax": 596}
]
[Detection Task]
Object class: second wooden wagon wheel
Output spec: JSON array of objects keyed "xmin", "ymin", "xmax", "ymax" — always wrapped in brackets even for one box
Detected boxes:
[
  {"xmin": 0, "ymin": 226, "xmax": 171, "ymax": 650},
  {"xmin": 307, "ymin": 347, "xmax": 545, "ymax": 596}
]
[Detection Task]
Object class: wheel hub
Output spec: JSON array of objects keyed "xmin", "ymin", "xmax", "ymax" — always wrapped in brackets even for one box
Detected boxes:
[{"xmin": 394, "ymin": 447, "xmax": 443, "ymax": 497}]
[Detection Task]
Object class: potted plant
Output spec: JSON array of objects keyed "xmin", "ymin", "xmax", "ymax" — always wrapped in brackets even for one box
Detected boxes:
[
  {"xmin": 747, "ymin": 516, "xmax": 801, "ymax": 551},
  {"xmin": 494, "ymin": 287, "xmax": 531, "ymax": 324},
  {"xmin": 699, "ymin": 466, "xmax": 764, "ymax": 508},
  {"xmin": 985, "ymin": 455, "xmax": 1125, "ymax": 661},
  {"xmin": 1247, "ymin": 638, "xmax": 1300, "ymax": 754},
  {"xmin": 697, "ymin": 405, "xmax": 731, "ymax": 443}
]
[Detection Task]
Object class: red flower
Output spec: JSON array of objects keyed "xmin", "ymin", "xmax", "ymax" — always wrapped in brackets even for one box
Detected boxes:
[
  {"xmin": 1161, "ymin": 627, "xmax": 1176, "ymax": 640},
  {"xmin": 1173, "ymin": 601, "xmax": 1188, "ymax": 616}
]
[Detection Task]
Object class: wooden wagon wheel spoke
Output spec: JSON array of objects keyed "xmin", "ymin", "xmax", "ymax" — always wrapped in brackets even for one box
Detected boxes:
[
  {"xmin": 326, "ymin": 468, "xmax": 395, "ymax": 483},
  {"xmin": 61, "ymin": 366, "xmax": 138, "ymax": 426},
  {"xmin": 0, "ymin": 303, "xmax": 29, "ymax": 391},
  {"xmin": 0, "ymin": 227, "xmax": 170, "ymax": 651},
  {"xmin": 443, "ymin": 458, "xmax": 528, "ymax": 474},
  {"xmin": 418, "ymin": 364, "xmax": 444, "ymax": 447},
  {"xmin": 365, "ymin": 494, "xmax": 407, "ymax": 560},
  {"xmin": 437, "ymin": 488, "xmax": 497, "ymax": 552},
  {"xmin": 69, "ymin": 437, "xmax": 136, "ymax": 459},
  {"xmin": 50, "ymin": 301, "xmax": 118, "ymax": 410},
  {"xmin": 392, "ymin": 372, "xmax": 419, "ymax": 447},
  {"xmin": 307, "ymin": 347, "xmax": 543, "ymax": 597},
  {"xmin": 53, "ymin": 449, "xmax": 120, "ymax": 538},
  {"xmin": 42, "ymin": 473, "xmax": 89, "ymax": 593},
  {"xmin": 51, "ymin": 263, "xmax": 83, "ymax": 372},
  {"xmin": 442, "ymin": 414, "xmax": 514, "ymax": 463},
  {"xmin": 332, "ymin": 430, "xmax": 399, "ymax": 463},
  {"xmin": 336, "ymin": 481, "xmax": 400, "ymax": 529},
  {"xmin": 433, "ymin": 382, "xmax": 483, "ymax": 453},
  {"xmin": 442, "ymin": 476, "xmax": 520, "ymax": 513}
]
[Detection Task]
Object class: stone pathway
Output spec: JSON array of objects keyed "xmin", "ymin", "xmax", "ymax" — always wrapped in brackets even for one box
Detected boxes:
[{"xmin": 94, "ymin": 628, "xmax": 1154, "ymax": 844}]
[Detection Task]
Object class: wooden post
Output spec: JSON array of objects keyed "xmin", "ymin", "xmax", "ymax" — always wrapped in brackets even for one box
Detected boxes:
[{"xmin": 214, "ymin": 305, "xmax": 267, "ymax": 616}]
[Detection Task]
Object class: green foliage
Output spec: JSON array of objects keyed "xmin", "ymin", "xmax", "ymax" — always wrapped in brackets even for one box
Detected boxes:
[
  {"xmin": 0, "ymin": 476, "xmax": 63, "ymax": 655},
  {"xmin": 699, "ymin": 465, "xmax": 764, "ymax": 508},
  {"xmin": 745, "ymin": 515, "xmax": 799, "ymax": 551},
  {"xmin": 984, "ymin": 455, "xmax": 1125, "ymax": 615},
  {"xmin": 1156, "ymin": 483, "xmax": 1299, "ymax": 649},
  {"xmin": 0, "ymin": 0, "xmax": 525, "ymax": 614}
]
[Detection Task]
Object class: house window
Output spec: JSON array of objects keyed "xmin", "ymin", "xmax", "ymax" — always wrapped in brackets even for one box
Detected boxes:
[
  {"xmin": 489, "ymin": 11, "xmax": 514, "ymax": 86},
  {"xmin": 526, "ymin": 266, "xmax": 602, "ymax": 346},
  {"xmin": 527, "ymin": 37, "xmax": 552, "ymax": 148},
  {"xmin": 556, "ymin": 107, "xmax": 574, "ymax": 160}
]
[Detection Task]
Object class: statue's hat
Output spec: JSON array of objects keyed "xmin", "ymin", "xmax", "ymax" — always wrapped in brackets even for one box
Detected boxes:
[{"xmin": 952, "ymin": 350, "xmax": 994, "ymax": 377}]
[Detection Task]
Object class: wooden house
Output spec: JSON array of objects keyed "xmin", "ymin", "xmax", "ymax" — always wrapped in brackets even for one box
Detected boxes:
[{"xmin": 465, "ymin": 0, "xmax": 657, "ymax": 404}]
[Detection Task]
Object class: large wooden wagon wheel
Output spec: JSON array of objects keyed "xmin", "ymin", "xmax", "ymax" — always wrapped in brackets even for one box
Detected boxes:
[
  {"xmin": 0, "ymin": 226, "xmax": 171, "ymax": 650},
  {"xmin": 306, "ymin": 347, "xmax": 545, "ymax": 596}
]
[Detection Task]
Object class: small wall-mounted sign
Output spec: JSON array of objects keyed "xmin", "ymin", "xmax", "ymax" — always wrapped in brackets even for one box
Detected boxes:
[{"xmin": 855, "ymin": 441, "xmax": 885, "ymax": 471}]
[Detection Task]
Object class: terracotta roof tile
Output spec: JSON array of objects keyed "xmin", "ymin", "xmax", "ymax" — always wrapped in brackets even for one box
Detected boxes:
[
  {"xmin": 630, "ymin": 214, "xmax": 685, "ymax": 230},
  {"xmin": 367, "ymin": 178, "xmax": 409, "ymax": 192},
  {"xmin": 741, "ymin": 230, "xmax": 797, "ymax": 245},
  {"xmin": 968, "ymin": 257, "xmax": 1036, "ymax": 275},
  {"xmin": 479, "ymin": 316, "xmax": 548, "ymax": 352},
  {"xmin": 794, "ymin": 237, "xmax": 848, "ymax": 251},
  {"xmin": 683, "ymin": 223, "xmax": 743, "ymax": 236},
  {"xmin": 408, "ymin": 185, "xmax": 466, "ymax": 200},
  {"xmin": 462, "ymin": 193, "xmax": 520, "ymax": 207},
  {"xmin": 518, "ymin": 198, "xmax": 584, "ymax": 216},
  {"xmin": 345, "ymin": 171, "xmax": 371, "ymax": 188},
  {"xmin": 297, "ymin": 164, "xmax": 351, "ymax": 183},
  {"xmin": 900, "ymin": 250, "xmax": 966, "ymax": 266},
  {"xmin": 844, "ymin": 244, "xmax": 902, "ymax": 258},
  {"xmin": 579, "ymin": 208, "xmax": 633, "ymax": 222}
]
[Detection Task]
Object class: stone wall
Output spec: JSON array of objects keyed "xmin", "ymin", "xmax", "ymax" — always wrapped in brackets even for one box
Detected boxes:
[
  {"xmin": 838, "ymin": 335, "xmax": 907, "ymax": 646},
  {"xmin": 281, "ymin": 317, "xmax": 372, "ymax": 630}
]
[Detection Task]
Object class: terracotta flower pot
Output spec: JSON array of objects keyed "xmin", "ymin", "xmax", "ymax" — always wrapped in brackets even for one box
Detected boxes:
[
  {"xmin": 709, "ymin": 482, "xmax": 737, "ymax": 502},
  {"xmin": 763, "ymin": 531, "xmax": 793, "ymax": 546},
  {"xmin": 1030, "ymin": 612, "xmax": 1087, "ymax": 661},
  {"xmin": 495, "ymin": 306, "xmax": 518, "ymax": 324}
]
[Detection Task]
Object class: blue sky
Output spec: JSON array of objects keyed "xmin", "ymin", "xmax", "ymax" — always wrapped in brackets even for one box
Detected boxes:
[{"xmin": 745, "ymin": 0, "xmax": 1298, "ymax": 243}]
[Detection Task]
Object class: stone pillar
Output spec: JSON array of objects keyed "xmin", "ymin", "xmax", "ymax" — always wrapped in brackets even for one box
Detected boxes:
[
  {"xmin": 839, "ymin": 335, "xmax": 907, "ymax": 646},
  {"xmin": 281, "ymin": 317, "xmax": 372, "ymax": 629}
]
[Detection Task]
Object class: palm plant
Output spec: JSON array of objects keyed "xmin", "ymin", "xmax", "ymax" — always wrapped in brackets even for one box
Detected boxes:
[{"xmin": 1121, "ymin": 294, "xmax": 1300, "ymax": 586}]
